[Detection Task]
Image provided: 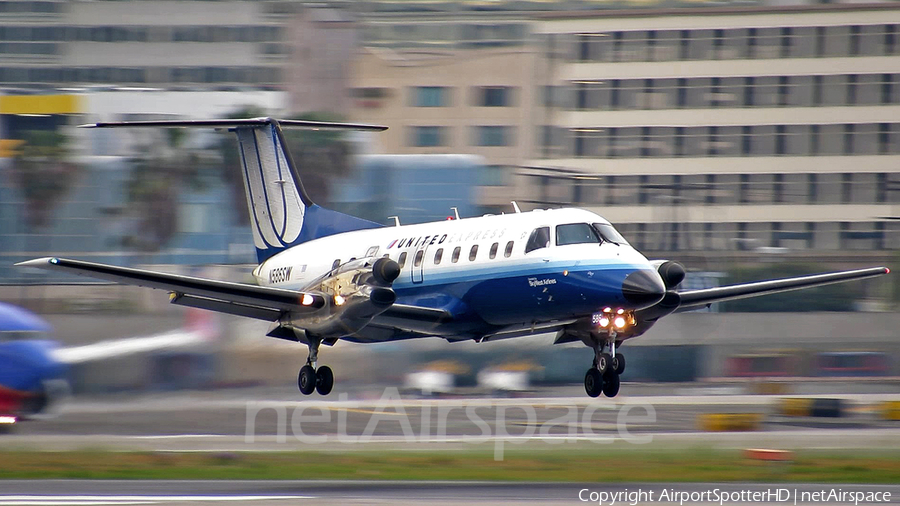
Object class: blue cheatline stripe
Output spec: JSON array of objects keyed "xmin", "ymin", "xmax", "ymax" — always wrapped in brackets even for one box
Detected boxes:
[
  {"xmin": 392, "ymin": 261, "xmax": 646, "ymax": 289},
  {"xmin": 237, "ymin": 131, "xmax": 270, "ymax": 252},
  {"xmin": 251, "ymin": 128, "xmax": 282, "ymax": 248},
  {"xmin": 271, "ymin": 124, "xmax": 289, "ymax": 238}
]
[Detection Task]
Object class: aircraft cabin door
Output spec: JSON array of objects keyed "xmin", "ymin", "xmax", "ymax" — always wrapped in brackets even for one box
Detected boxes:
[{"xmin": 412, "ymin": 244, "xmax": 427, "ymax": 284}]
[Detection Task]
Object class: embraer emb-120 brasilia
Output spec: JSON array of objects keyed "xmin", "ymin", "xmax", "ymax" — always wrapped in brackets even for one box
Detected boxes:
[{"xmin": 18, "ymin": 118, "xmax": 889, "ymax": 398}]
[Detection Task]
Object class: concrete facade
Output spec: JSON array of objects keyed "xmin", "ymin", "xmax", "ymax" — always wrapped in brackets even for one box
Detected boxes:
[
  {"xmin": 348, "ymin": 46, "xmax": 544, "ymax": 168},
  {"xmin": 513, "ymin": 4, "xmax": 900, "ymax": 263}
]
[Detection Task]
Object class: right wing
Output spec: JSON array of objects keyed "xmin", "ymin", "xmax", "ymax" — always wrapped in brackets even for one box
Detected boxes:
[
  {"xmin": 16, "ymin": 257, "xmax": 325, "ymax": 321},
  {"xmin": 677, "ymin": 266, "xmax": 889, "ymax": 311}
]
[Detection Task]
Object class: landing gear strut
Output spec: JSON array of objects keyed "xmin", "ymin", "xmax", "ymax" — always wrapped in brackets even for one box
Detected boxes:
[
  {"xmin": 297, "ymin": 338, "xmax": 334, "ymax": 396},
  {"xmin": 584, "ymin": 334, "xmax": 624, "ymax": 398}
]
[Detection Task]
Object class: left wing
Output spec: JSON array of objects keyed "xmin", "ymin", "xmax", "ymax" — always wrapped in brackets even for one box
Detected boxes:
[
  {"xmin": 677, "ymin": 267, "xmax": 889, "ymax": 311},
  {"xmin": 16, "ymin": 257, "xmax": 326, "ymax": 321}
]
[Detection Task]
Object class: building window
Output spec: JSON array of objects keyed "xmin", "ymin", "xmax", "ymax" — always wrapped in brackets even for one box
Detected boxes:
[
  {"xmin": 886, "ymin": 25, "xmax": 897, "ymax": 55},
  {"xmin": 879, "ymin": 123, "xmax": 891, "ymax": 154},
  {"xmin": 844, "ymin": 124, "xmax": 855, "ymax": 155},
  {"xmin": 474, "ymin": 126, "xmax": 513, "ymax": 147},
  {"xmin": 850, "ymin": 25, "xmax": 861, "ymax": 56},
  {"xmin": 409, "ymin": 126, "xmax": 446, "ymax": 147},
  {"xmin": 882, "ymin": 74, "xmax": 893, "ymax": 105},
  {"xmin": 476, "ymin": 86, "xmax": 514, "ymax": 107},
  {"xmin": 775, "ymin": 125, "xmax": 786, "ymax": 155},
  {"xmin": 780, "ymin": 27, "xmax": 792, "ymax": 58},
  {"xmin": 412, "ymin": 86, "xmax": 450, "ymax": 107},
  {"xmin": 847, "ymin": 75, "xmax": 858, "ymax": 105}
]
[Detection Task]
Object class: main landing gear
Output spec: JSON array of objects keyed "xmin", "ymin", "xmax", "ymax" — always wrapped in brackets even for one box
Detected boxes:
[
  {"xmin": 298, "ymin": 338, "xmax": 334, "ymax": 396},
  {"xmin": 584, "ymin": 336, "xmax": 625, "ymax": 398}
]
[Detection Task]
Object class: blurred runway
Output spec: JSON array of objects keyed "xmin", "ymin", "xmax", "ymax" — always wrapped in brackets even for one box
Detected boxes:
[
  {"xmin": 1, "ymin": 481, "xmax": 899, "ymax": 506},
  {"xmin": 3, "ymin": 384, "xmax": 899, "ymax": 452}
]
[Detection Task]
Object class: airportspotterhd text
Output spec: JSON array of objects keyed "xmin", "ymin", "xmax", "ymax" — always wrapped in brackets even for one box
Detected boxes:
[{"xmin": 578, "ymin": 487, "xmax": 892, "ymax": 505}]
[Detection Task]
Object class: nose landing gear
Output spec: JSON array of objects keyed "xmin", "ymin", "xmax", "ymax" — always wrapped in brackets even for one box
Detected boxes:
[
  {"xmin": 584, "ymin": 334, "xmax": 624, "ymax": 398},
  {"xmin": 297, "ymin": 338, "xmax": 335, "ymax": 396}
]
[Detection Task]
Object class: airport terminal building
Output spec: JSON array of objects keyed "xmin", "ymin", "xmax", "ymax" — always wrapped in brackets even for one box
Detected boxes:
[{"xmin": 507, "ymin": 4, "xmax": 900, "ymax": 265}]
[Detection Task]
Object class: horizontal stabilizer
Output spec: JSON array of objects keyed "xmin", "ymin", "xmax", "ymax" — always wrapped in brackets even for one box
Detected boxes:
[{"xmin": 79, "ymin": 117, "xmax": 388, "ymax": 131}]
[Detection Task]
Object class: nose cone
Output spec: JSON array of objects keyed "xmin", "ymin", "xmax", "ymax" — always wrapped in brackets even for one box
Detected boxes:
[{"xmin": 621, "ymin": 269, "xmax": 666, "ymax": 308}]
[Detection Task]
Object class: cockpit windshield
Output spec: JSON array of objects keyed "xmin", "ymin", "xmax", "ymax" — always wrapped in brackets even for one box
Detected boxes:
[
  {"xmin": 525, "ymin": 226, "xmax": 551, "ymax": 253},
  {"xmin": 556, "ymin": 223, "xmax": 601, "ymax": 246},
  {"xmin": 592, "ymin": 222, "xmax": 629, "ymax": 245}
]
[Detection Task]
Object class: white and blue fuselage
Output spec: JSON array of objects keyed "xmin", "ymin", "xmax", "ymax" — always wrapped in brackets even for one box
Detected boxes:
[{"xmin": 254, "ymin": 207, "xmax": 664, "ymax": 341}]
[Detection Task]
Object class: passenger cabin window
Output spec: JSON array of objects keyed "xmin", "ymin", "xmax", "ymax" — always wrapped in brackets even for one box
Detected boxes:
[
  {"xmin": 556, "ymin": 223, "xmax": 601, "ymax": 246},
  {"xmin": 525, "ymin": 226, "xmax": 551, "ymax": 253},
  {"xmin": 504, "ymin": 241, "xmax": 514, "ymax": 257},
  {"xmin": 414, "ymin": 250, "xmax": 424, "ymax": 267},
  {"xmin": 398, "ymin": 252, "xmax": 407, "ymax": 268},
  {"xmin": 451, "ymin": 246, "xmax": 461, "ymax": 263},
  {"xmin": 434, "ymin": 248, "xmax": 443, "ymax": 264},
  {"xmin": 469, "ymin": 244, "xmax": 479, "ymax": 261},
  {"xmin": 593, "ymin": 222, "xmax": 629, "ymax": 245},
  {"xmin": 489, "ymin": 242, "xmax": 499, "ymax": 259}
]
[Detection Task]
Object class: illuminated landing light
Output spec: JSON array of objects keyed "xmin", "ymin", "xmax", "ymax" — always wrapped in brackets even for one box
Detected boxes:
[
  {"xmin": 563, "ymin": 270, "xmax": 569, "ymax": 276},
  {"xmin": 614, "ymin": 316, "xmax": 627, "ymax": 329},
  {"xmin": 598, "ymin": 317, "xmax": 610, "ymax": 328},
  {"xmin": 603, "ymin": 307, "xmax": 612, "ymax": 313},
  {"xmin": 616, "ymin": 308, "xmax": 625, "ymax": 315},
  {"xmin": 0, "ymin": 416, "xmax": 16, "ymax": 424},
  {"xmin": 333, "ymin": 295, "xmax": 346, "ymax": 306},
  {"xmin": 300, "ymin": 293, "xmax": 315, "ymax": 306}
]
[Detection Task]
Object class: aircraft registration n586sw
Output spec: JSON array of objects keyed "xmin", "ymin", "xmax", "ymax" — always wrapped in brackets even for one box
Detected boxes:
[{"xmin": 18, "ymin": 118, "xmax": 889, "ymax": 398}]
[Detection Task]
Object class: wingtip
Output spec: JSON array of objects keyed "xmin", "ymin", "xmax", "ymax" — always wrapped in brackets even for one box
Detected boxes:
[
  {"xmin": 15, "ymin": 257, "xmax": 58, "ymax": 267},
  {"xmin": 77, "ymin": 123, "xmax": 99, "ymax": 129}
]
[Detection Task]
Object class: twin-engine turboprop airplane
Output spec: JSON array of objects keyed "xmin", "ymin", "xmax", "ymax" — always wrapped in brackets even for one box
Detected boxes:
[{"xmin": 18, "ymin": 118, "xmax": 889, "ymax": 398}]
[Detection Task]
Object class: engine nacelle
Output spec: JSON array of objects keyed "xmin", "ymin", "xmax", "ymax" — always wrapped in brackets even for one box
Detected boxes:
[
  {"xmin": 288, "ymin": 257, "xmax": 401, "ymax": 339},
  {"xmin": 652, "ymin": 260, "xmax": 686, "ymax": 289}
]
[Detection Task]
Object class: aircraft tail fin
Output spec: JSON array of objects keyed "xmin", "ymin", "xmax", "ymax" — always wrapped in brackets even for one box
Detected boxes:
[{"xmin": 82, "ymin": 118, "xmax": 387, "ymax": 262}]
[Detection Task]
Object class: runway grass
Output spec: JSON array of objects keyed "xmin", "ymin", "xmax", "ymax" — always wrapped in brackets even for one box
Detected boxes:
[{"xmin": 2, "ymin": 448, "xmax": 900, "ymax": 482}]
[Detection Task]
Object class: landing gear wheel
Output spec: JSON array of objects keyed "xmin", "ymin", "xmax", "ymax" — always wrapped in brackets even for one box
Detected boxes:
[
  {"xmin": 584, "ymin": 368, "xmax": 603, "ymax": 398},
  {"xmin": 298, "ymin": 365, "xmax": 317, "ymax": 395},
  {"xmin": 596, "ymin": 353, "xmax": 612, "ymax": 374},
  {"xmin": 602, "ymin": 370, "xmax": 620, "ymax": 398},
  {"xmin": 315, "ymin": 365, "xmax": 334, "ymax": 396},
  {"xmin": 613, "ymin": 353, "xmax": 626, "ymax": 375}
]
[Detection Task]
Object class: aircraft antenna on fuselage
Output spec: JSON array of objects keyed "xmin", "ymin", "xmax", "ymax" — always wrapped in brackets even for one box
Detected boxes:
[
  {"xmin": 388, "ymin": 216, "xmax": 401, "ymax": 227},
  {"xmin": 450, "ymin": 207, "xmax": 460, "ymax": 220},
  {"xmin": 511, "ymin": 201, "xmax": 521, "ymax": 213}
]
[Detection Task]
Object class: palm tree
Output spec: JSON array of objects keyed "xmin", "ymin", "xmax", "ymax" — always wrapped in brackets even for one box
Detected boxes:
[
  {"xmin": 10, "ymin": 130, "xmax": 80, "ymax": 229},
  {"xmin": 123, "ymin": 128, "xmax": 210, "ymax": 252}
]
